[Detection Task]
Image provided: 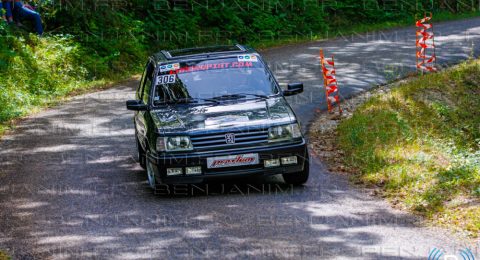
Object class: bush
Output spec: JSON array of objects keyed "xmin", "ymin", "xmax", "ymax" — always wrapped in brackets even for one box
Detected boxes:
[
  {"xmin": 337, "ymin": 59, "xmax": 480, "ymax": 235},
  {"xmin": 0, "ymin": 29, "xmax": 86, "ymax": 121}
]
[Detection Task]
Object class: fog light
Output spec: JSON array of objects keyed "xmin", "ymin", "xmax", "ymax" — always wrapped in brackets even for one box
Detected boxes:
[
  {"xmin": 281, "ymin": 156, "xmax": 297, "ymax": 165},
  {"xmin": 186, "ymin": 166, "xmax": 202, "ymax": 175},
  {"xmin": 166, "ymin": 168, "xmax": 182, "ymax": 176},
  {"xmin": 264, "ymin": 159, "xmax": 280, "ymax": 168}
]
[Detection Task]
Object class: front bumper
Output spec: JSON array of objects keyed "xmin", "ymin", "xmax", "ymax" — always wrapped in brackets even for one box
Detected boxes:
[{"xmin": 147, "ymin": 140, "xmax": 308, "ymax": 184}]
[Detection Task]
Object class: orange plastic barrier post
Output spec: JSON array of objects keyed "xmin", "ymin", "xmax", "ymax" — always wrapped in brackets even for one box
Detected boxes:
[
  {"xmin": 416, "ymin": 13, "xmax": 437, "ymax": 73},
  {"xmin": 320, "ymin": 49, "xmax": 342, "ymax": 114}
]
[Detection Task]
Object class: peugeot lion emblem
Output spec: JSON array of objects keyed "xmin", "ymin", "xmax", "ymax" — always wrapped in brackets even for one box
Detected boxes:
[{"xmin": 225, "ymin": 133, "xmax": 235, "ymax": 144}]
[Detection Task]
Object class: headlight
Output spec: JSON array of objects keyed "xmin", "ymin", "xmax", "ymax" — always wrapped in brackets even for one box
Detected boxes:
[
  {"xmin": 156, "ymin": 138, "xmax": 165, "ymax": 152},
  {"xmin": 161, "ymin": 136, "xmax": 193, "ymax": 152},
  {"xmin": 268, "ymin": 123, "xmax": 302, "ymax": 142}
]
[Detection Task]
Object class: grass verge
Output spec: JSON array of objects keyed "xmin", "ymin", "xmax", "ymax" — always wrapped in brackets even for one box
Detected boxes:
[
  {"xmin": 0, "ymin": 27, "xmax": 144, "ymax": 136},
  {"xmin": 335, "ymin": 59, "xmax": 480, "ymax": 236},
  {"xmin": 0, "ymin": 250, "xmax": 10, "ymax": 260}
]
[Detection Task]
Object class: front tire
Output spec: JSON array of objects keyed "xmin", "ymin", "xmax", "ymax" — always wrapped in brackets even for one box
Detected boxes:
[
  {"xmin": 146, "ymin": 158, "xmax": 159, "ymax": 190},
  {"xmin": 136, "ymin": 137, "xmax": 146, "ymax": 169},
  {"xmin": 283, "ymin": 154, "xmax": 310, "ymax": 186}
]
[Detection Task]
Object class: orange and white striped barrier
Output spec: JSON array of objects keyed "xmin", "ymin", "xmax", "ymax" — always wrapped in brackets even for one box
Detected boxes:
[
  {"xmin": 416, "ymin": 14, "xmax": 437, "ymax": 72},
  {"xmin": 320, "ymin": 49, "xmax": 342, "ymax": 114}
]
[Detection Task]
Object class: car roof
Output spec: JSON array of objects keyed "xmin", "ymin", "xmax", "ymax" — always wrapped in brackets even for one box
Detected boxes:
[{"xmin": 152, "ymin": 44, "xmax": 258, "ymax": 64}]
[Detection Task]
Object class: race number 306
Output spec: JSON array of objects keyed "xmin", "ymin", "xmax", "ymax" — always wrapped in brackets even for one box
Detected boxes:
[{"xmin": 157, "ymin": 74, "xmax": 176, "ymax": 84}]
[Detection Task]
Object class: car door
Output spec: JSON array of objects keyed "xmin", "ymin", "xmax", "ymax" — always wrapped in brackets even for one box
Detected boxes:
[{"xmin": 135, "ymin": 61, "xmax": 155, "ymax": 151}]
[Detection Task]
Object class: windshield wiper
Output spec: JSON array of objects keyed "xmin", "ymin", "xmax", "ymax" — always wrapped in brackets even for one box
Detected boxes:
[
  {"xmin": 210, "ymin": 94, "xmax": 246, "ymax": 100},
  {"xmin": 169, "ymin": 97, "xmax": 219, "ymax": 104},
  {"xmin": 239, "ymin": 93, "xmax": 269, "ymax": 99},
  {"xmin": 210, "ymin": 93, "xmax": 269, "ymax": 101}
]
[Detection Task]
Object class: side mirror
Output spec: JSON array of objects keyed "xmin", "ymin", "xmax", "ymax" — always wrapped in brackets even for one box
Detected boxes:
[
  {"xmin": 283, "ymin": 83, "xmax": 304, "ymax": 96},
  {"xmin": 126, "ymin": 100, "xmax": 148, "ymax": 111}
]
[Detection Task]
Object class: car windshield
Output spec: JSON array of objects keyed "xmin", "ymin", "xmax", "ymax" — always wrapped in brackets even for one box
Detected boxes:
[{"xmin": 153, "ymin": 56, "xmax": 278, "ymax": 105}]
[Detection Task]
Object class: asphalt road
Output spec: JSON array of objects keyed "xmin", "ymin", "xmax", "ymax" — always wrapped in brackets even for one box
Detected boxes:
[
  {"xmin": 264, "ymin": 17, "xmax": 480, "ymax": 127},
  {"xmin": 1, "ymin": 18, "xmax": 480, "ymax": 259}
]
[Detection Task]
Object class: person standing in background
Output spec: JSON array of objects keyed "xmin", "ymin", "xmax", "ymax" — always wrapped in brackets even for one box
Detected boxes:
[
  {"xmin": 1, "ymin": 0, "xmax": 14, "ymax": 24},
  {"xmin": 13, "ymin": 0, "xmax": 43, "ymax": 35},
  {"xmin": 0, "ymin": 2, "xmax": 5, "ymax": 23}
]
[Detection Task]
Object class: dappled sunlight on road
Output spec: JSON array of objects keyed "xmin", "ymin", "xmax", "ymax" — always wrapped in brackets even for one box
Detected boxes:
[{"xmin": 263, "ymin": 20, "xmax": 480, "ymax": 128}]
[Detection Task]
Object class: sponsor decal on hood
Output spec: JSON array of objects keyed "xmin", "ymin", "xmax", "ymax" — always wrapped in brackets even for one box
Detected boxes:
[{"xmin": 151, "ymin": 97, "xmax": 295, "ymax": 133}]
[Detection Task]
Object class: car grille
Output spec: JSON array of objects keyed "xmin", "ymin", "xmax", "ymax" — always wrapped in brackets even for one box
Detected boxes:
[{"xmin": 190, "ymin": 128, "xmax": 269, "ymax": 151}]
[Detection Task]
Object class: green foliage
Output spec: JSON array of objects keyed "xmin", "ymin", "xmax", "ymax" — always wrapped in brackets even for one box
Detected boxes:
[
  {"xmin": 0, "ymin": 29, "xmax": 83, "ymax": 121},
  {"xmin": 140, "ymin": 0, "xmax": 480, "ymax": 47},
  {"xmin": 337, "ymin": 59, "xmax": 480, "ymax": 235},
  {"xmin": 0, "ymin": 1, "xmax": 147, "ymax": 126},
  {"xmin": 0, "ymin": 250, "xmax": 10, "ymax": 260},
  {"xmin": 41, "ymin": 0, "xmax": 147, "ymax": 77}
]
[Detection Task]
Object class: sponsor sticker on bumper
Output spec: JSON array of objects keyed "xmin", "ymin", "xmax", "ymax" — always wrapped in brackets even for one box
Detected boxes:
[{"xmin": 207, "ymin": 154, "xmax": 259, "ymax": 169}]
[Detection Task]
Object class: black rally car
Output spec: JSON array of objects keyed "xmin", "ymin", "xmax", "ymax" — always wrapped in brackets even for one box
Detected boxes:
[{"xmin": 126, "ymin": 45, "xmax": 309, "ymax": 189}]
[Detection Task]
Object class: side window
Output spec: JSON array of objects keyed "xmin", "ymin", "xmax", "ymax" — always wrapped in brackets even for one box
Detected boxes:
[
  {"xmin": 142, "ymin": 64, "xmax": 154, "ymax": 105},
  {"xmin": 137, "ymin": 63, "xmax": 149, "ymax": 100}
]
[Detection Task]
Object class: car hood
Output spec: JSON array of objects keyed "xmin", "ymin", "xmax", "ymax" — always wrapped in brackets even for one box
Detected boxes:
[{"xmin": 150, "ymin": 97, "xmax": 295, "ymax": 133}]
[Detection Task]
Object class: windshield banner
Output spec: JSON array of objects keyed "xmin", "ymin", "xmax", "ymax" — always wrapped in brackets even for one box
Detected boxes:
[{"xmin": 160, "ymin": 61, "xmax": 261, "ymax": 75}]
